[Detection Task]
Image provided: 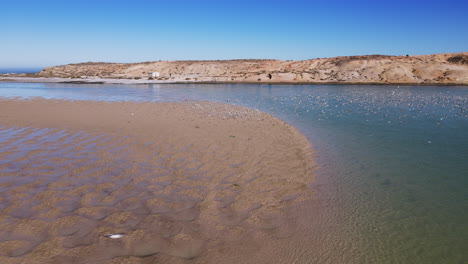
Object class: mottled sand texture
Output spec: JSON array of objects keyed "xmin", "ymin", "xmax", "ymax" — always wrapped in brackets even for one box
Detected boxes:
[{"xmin": 0, "ymin": 99, "xmax": 315, "ymax": 263}]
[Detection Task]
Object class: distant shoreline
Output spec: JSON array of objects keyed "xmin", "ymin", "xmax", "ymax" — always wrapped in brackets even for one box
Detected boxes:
[
  {"xmin": 1, "ymin": 76, "xmax": 468, "ymax": 86},
  {"xmin": 2, "ymin": 52, "xmax": 467, "ymax": 85}
]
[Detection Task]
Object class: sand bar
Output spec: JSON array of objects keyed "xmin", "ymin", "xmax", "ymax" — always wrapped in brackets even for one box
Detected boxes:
[{"xmin": 0, "ymin": 98, "xmax": 315, "ymax": 263}]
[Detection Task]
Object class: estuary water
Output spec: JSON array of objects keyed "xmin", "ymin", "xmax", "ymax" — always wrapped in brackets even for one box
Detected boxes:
[{"xmin": 1, "ymin": 83, "xmax": 467, "ymax": 263}]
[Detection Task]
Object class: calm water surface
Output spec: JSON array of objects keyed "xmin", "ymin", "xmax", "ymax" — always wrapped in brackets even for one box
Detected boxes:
[{"xmin": 1, "ymin": 83, "xmax": 467, "ymax": 263}]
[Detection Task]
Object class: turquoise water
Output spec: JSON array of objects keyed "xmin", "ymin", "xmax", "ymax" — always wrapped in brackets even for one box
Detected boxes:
[{"xmin": 1, "ymin": 83, "xmax": 467, "ymax": 263}]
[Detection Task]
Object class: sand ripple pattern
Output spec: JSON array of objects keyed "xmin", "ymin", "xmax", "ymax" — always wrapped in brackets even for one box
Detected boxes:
[{"xmin": 0, "ymin": 100, "xmax": 313, "ymax": 264}]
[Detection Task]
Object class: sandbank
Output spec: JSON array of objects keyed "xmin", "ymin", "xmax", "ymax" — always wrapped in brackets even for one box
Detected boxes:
[
  {"xmin": 0, "ymin": 98, "xmax": 315, "ymax": 263},
  {"xmin": 1, "ymin": 76, "xmax": 468, "ymax": 86}
]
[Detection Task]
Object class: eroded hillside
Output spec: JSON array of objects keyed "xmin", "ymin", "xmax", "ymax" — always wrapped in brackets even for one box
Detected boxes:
[{"xmin": 35, "ymin": 53, "xmax": 468, "ymax": 84}]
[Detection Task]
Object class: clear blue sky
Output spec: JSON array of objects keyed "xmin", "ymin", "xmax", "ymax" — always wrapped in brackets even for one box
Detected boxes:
[{"xmin": 2, "ymin": 0, "xmax": 467, "ymax": 68}]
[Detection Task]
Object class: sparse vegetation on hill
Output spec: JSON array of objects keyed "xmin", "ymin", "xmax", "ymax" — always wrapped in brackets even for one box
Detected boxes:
[
  {"xmin": 447, "ymin": 55, "xmax": 468, "ymax": 65},
  {"xmin": 32, "ymin": 52, "xmax": 468, "ymax": 84}
]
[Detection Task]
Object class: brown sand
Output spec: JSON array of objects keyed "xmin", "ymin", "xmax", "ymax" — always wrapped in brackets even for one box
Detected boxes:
[{"xmin": 0, "ymin": 99, "xmax": 315, "ymax": 263}]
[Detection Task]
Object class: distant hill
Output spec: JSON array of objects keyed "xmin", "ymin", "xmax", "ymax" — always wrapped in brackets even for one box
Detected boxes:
[{"xmin": 36, "ymin": 53, "xmax": 468, "ymax": 85}]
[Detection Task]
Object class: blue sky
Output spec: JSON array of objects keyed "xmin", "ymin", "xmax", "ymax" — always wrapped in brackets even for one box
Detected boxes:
[{"xmin": 2, "ymin": 0, "xmax": 467, "ymax": 68}]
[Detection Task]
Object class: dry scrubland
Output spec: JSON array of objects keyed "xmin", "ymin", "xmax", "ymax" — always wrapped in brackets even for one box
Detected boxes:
[{"xmin": 20, "ymin": 52, "xmax": 467, "ymax": 84}]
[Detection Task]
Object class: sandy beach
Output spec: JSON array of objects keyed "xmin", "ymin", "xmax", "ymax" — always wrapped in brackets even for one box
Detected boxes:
[{"xmin": 0, "ymin": 98, "xmax": 315, "ymax": 263}]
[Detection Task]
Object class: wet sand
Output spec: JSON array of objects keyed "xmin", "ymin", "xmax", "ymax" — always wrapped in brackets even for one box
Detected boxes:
[{"xmin": 0, "ymin": 98, "xmax": 315, "ymax": 263}]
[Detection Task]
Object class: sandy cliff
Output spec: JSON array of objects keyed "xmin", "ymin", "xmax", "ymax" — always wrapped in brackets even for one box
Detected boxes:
[{"xmin": 28, "ymin": 52, "xmax": 468, "ymax": 84}]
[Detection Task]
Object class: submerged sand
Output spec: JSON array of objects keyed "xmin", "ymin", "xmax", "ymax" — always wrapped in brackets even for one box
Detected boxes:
[{"xmin": 0, "ymin": 99, "xmax": 315, "ymax": 263}]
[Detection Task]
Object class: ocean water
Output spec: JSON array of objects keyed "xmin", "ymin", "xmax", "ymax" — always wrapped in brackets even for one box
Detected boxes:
[
  {"xmin": 0, "ymin": 83, "xmax": 467, "ymax": 263},
  {"xmin": 0, "ymin": 68, "xmax": 42, "ymax": 74}
]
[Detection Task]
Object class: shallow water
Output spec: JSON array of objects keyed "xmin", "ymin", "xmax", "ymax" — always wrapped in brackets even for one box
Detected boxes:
[
  {"xmin": 1, "ymin": 125, "xmax": 295, "ymax": 262},
  {"xmin": 1, "ymin": 83, "xmax": 467, "ymax": 263}
]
